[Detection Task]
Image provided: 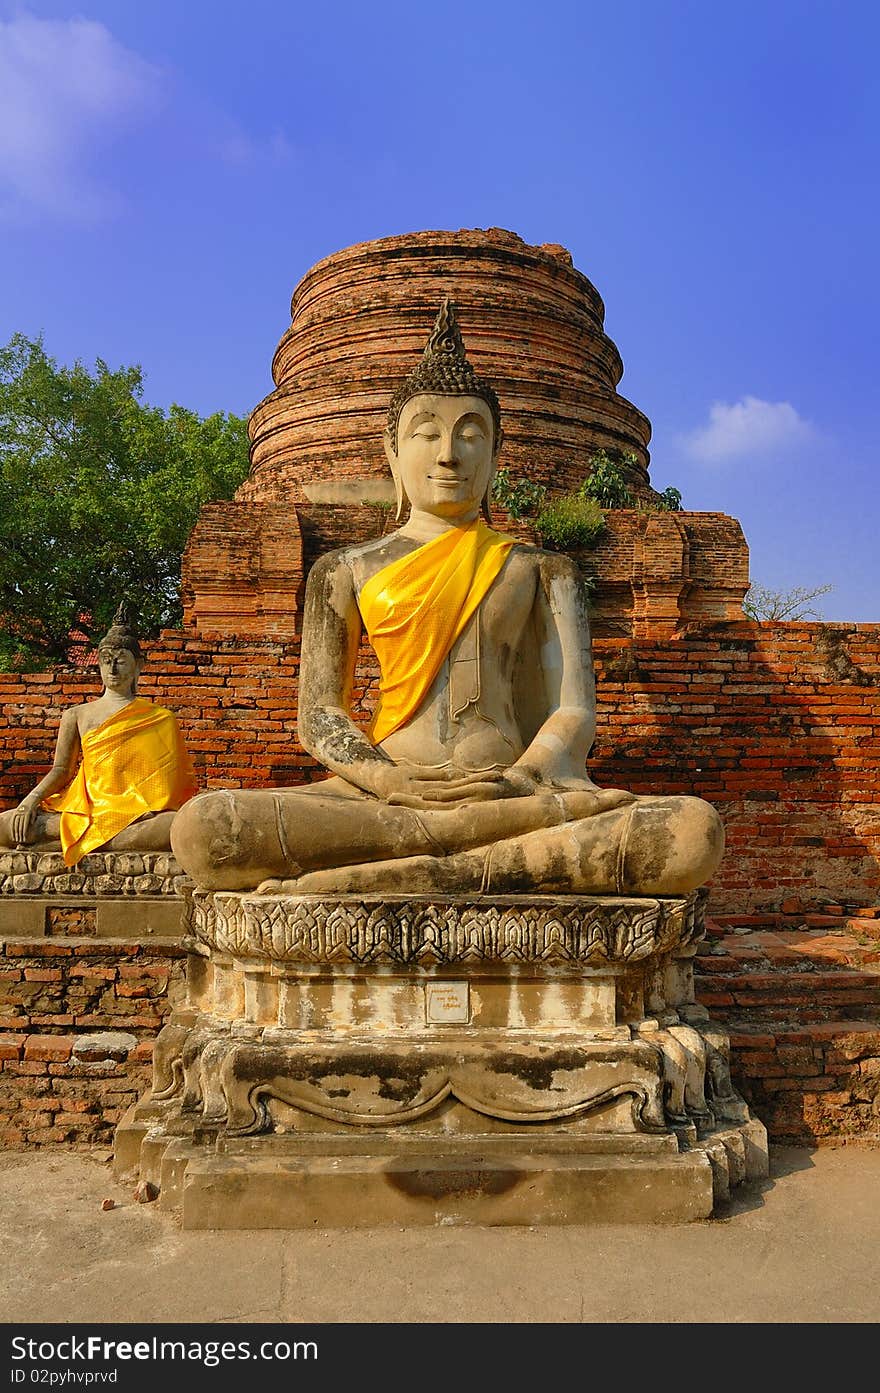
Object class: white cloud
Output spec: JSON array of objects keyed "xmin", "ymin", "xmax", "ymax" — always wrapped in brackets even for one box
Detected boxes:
[
  {"xmin": 680, "ymin": 396, "xmax": 817, "ymax": 463},
  {"xmin": 218, "ymin": 129, "xmax": 295, "ymax": 167},
  {"xmin": 0, "ymin": 13, "xmax": 164, "ymax": 220}
]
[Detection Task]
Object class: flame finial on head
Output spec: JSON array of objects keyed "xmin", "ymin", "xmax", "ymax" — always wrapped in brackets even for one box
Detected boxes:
[
  {"xmin": 386, "ymin": 298, "xmax": 502, "ymax": 449},
  {"xmin": 98, "ymin": 598, "xmax": 143, "ymax": 661}
]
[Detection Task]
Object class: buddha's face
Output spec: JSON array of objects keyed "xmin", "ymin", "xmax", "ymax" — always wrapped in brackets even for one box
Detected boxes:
[
  {"xmin": 98, "ymin": 644, "xmax": 140, "ymax": 697},
  {"xmin": 386, "ymin": 393, "xmax": 498, "ymax": 521}
]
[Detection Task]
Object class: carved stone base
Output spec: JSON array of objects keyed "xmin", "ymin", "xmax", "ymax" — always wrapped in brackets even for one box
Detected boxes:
[
  {"xmin": 0, "ymin": 850, "xmax": 186, "ymax": 937},
  {"xmin": 116, "ymin": 888, "xmax": 769, "ymax": 1226}
]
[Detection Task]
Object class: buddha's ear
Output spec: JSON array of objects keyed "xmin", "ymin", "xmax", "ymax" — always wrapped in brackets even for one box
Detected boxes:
[
  {"xmin": 492, "ymin": 426, "xmax": 504, "ymax": 460},
  {"xmin": 482, "ymin": 458, "xmax": 498, "ymax": 525},
  {"xmin": 384, "ymin": 429, "xmax": 407, "ymax": 521}
]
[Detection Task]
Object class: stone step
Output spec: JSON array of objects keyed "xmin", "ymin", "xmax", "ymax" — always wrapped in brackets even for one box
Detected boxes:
[
  {"xmin": 697, "ymin": 928, "xmax": 880, "ymax": 974},
  {"xmin": 695, "ymin": 929, "xmax": 880, "ymax": 1027},
  {"xmin": 708, "ymin": 905, "xmax": 880, "ymax": 941}
]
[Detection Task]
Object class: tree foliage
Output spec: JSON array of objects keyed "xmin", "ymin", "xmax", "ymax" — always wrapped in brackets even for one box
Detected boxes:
[
  {"xmin": 742, "ymin": 582, "xmax": 833, "ymax": 621},
  {"xmin": 580, "ymin": 450, "xmax": 636, "ymax": 508},
  {"xmin": 0, "ymin": 333, "xmax": 250, "ymax": 669},
  {"xmin": 490, "ymin": 466, "xmax": 547, "ymax": 519}
]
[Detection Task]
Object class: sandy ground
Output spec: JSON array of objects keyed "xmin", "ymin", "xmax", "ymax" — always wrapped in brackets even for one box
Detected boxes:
[{"xmin": 0, "ymin": 1143, "xmax": 879, "ymax": 1325}]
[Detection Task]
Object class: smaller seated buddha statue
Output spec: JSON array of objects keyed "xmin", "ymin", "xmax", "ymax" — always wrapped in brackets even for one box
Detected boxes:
[{"xmin": 0, "ymin": 604, "xmax": 198, "ymax": 865}]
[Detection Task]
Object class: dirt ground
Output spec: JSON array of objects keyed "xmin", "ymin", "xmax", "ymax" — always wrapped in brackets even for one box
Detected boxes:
[{"xmin": 1, "ymin": 1143, "xmax": 879, "ymax": 1325}]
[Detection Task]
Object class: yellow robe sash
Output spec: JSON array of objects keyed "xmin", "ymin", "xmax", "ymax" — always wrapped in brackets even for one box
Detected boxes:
[
  {"xmin": 359, "ymin": 519, "xmax": 517, "ymax": 744},
  {"xmin": 42, "ymin": 698, "xmax": 198, "ymax": 866}
]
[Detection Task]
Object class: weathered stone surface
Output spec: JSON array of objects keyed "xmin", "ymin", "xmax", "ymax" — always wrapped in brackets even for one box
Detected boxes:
[
  {"xmin": 0, "ymin": 851, "xmax": 184, "ymax": 899},
  {"xmin": 115, "ymin": 880, "xmax": 765, "ymax": 1226},
  {"xmin": 73, "ymin": 1031, "xmax": 138, "ymax": 1063},
  {"xmin": 177, "ymin": 1148, "xmax": 719, "ymax": 1228},
  {"xmin": 186, "ymin": 889, "xmax": 704, "ymax": 966}
]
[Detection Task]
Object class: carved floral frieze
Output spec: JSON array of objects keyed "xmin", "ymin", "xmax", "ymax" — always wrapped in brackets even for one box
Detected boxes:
[{"xmin": 185, "ymin": 889, "xmax": 706, "ymax": 967}]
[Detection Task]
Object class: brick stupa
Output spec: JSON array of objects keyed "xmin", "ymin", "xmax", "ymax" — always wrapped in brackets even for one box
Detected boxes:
[
  {"xmin": 244, "ymin": 228, "xmax": 652, "ymax": 505},
  {"xmin": 183, "ymin": 228, "xmax": 749, "ymax": 641}
]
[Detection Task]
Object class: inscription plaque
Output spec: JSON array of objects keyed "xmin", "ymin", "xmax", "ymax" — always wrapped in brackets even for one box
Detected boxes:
[{"xmin": 425, "ymin": 980, "xmax": 470, "ymax": 1024}]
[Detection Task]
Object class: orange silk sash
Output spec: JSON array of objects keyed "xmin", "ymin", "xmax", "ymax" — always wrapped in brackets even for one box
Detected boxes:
[
  {"xmin": 42, "ymin": 698, "xmax": 198, "ymax": 866},
  {"xmin": 359, "ymin": 520, "xmax": 517, "ymax": 744}
]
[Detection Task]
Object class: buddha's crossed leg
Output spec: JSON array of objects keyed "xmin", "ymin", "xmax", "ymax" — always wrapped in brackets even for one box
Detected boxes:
[{"xmin": 170, "ymin": 781, "xmax": 723, "ymax": 897}]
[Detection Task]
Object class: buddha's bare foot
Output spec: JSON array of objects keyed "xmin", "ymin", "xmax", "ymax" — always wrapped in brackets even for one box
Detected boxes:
[
  {"xmin": 594, "ymin": 788, "xmax": 637, "ymax": 812},
  {"xmin": 557, "ymin": 787, "xmax": 636, "ymax": 819},
  {"xmin": 0, "ymin": 835, "xmax": 62, "ymax": 852},
  {"xmin": 291, "ymin": 854, "xmax": 479, "ymax": 896},
  {"xmin": 255, "ymin": 877, "xmax": 301, "ymax": 894}
]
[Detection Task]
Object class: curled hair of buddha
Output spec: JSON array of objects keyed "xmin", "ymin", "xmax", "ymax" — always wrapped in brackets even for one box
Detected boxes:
[
  {"xmin": 98, "ymin": 600, "xmax": 143, "ymax": 662},
  {"xmin": 386, "ymin": 298, "xmax": 502, "ymax": 451}
]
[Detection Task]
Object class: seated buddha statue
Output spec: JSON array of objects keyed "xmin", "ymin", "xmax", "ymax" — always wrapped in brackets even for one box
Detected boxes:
[
  {"xmin": 171, "ymin": 301, "xmax": 724, "ymax": 897},
  {"xmin": 0, "ymin": 604, "xmax": 198, "ymax": 866}
]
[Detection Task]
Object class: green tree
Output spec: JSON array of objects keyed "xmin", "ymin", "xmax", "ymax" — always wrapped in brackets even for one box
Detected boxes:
[{"xmin": 0, "ymin": 333, "xmax": 250, "ymax": 669}]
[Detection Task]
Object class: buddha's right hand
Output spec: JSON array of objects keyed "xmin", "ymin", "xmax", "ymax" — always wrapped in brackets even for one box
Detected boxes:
[{"xmin": 10, "ymin": 801, "xmax": 38, "ymax": 845}]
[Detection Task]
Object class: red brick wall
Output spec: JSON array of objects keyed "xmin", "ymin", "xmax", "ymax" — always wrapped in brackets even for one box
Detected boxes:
[
  {"xmin": 0, "ymin": 938, "xmax": 185, "ymax": 1146},
  {"xmin": 3, "ymin": 620, "xmax": 878, "ymax": 914},
  {"xmin": 0, "ymin": 1033, "xmax": 154, "ymax": 1148},
  {"xmin": 0, "ymin": 938, "xmax": 185, "ymax": 1036},
  {"xmin": 590, "ymin": 622, "xmax": 880, "ymax": 912},
  {"xmin": 721, "ymin": 1025, "xmax": 880, "ymax": 1143}
]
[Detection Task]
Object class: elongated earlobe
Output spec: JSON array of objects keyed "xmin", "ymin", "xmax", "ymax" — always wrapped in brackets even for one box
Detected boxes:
[
  {"xmin": 482, "ymin": 452, "xmax": 500, "ymax": 524},
  {"xmin": 384, "ymin": 429, "xmax": 408, "ymax": 521},
  {"xmin": 394, "ymin": 473, "xmax": 406, "ymax": 521}
]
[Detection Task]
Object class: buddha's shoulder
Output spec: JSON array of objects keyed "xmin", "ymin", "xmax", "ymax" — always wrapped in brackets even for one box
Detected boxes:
[
  {"xmin": 502, "ymin": 540, "xmax": 581, "ymax": 583},
  {"xmin": 307, "ymin": 532, "xmax": 425, "ymax": 593},
  {"xmin": 306, "ymin": 534, "xmax": 397, "ymax": 577}
]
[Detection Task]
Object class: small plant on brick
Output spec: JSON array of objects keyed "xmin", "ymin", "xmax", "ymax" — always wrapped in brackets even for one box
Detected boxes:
[
  {"xmin": 635, "ymin": 485, "xmax": 684, "ymax": 514},
  {"xmin": 655, "ymin": 486, "xmax": 683, "ymax": 512},
  {"xmin": 581, "ymin": 450, "xmax": 636, "ymax": 508},
  {"xmin": 535, "ymin": 493, "xmax": 605, "ymax": 551},
  {"xmin": 491, "ymin": 467, "xmax": 547, "ymax": 519},
  {"xmin": 367, "ymin": 501, "xmax": 396, "ymax": 536}
]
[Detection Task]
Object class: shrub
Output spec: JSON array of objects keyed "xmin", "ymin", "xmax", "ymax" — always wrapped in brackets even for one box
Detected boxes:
[
  {"xmin": 581, "ymin": 450, "xmax": 636, "ymax": 508},
  {"xmin": 491, "ymin": 467, "xmax": 547, "ymax": 519},
  {"xmin": 656, "ymin": 486, "xmax": 683, "ymax": 512},
  {"xmin": 536, "ymin": 493, "xmax": 605, "ymax": 550},
  {"xmin": 742, "ymin": 583, "xmax": 832, "ymax": 621}
]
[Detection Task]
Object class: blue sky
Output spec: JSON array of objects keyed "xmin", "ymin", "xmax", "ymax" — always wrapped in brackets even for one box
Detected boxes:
[{"xmin": 1, "ymin": 0, "xmax": 877, "ymax": 620}]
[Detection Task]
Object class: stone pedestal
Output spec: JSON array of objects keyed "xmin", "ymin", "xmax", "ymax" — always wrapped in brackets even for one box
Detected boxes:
[
  {"xmin": 116, "ymin": 887, "xmax": 768, "ymax": 1227},
  {"xmin": 0, "ymin": 850, "xmax": 186, "ymax": 938}
]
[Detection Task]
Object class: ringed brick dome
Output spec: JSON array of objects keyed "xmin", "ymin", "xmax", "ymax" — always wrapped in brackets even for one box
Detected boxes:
[{"xmin": 240, "ymin": 227, "xmax": 654, "ymax": 505}]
